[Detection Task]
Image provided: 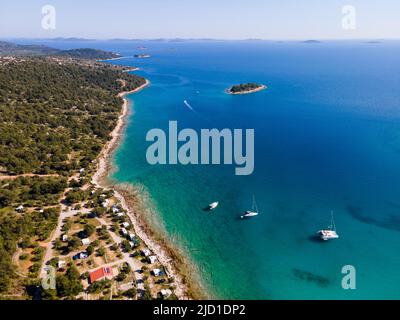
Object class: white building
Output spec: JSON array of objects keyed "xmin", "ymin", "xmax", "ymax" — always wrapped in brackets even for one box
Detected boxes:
[
  {"xmin": 141, "ymin": 248, "xmax": 151, "ymax": 257},
  {"xmin": 149, "ymin": 255, "xmax": 157, "ymax": 264},
  {"xmin": 79, "ymin": 252, "xmax": 88, "ymax": 259},
  {"xmin": 128, "ymin": 233, "xmax": 136, "ymax": 241},
  {"xmin": 122, "ymin": 222, "xmax": 130, "ymax": 228},
  {"xmin": 112, "ymin": 207, "xmax": 120, "ymax": 214},
  {"xmin": 160, "ymin": 289, "xmax": 172, "ymax": 298},
  {"xmin": 101, "ymin": 199, "xmax": 109, "ymax": 208},
  {"xmin": 152, "ymin": 268, "xmax": 162, "ymax": 277},
  {"xmin": 121, "ymin": 228, "xmax": 128, "ymax": 236}
]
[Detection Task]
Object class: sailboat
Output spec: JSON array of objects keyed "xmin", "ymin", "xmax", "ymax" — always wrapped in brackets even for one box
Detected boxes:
[
  {"xmin": 317, "ymin": 211, "xmax": 339, "ymax": 241},
  {"xmin": 241, "ymin": 195, "xmax": 259, "ymax": 219},
  {"xmin": 208, "ymin": 202, "xmax": 219, "ymax": 210}
]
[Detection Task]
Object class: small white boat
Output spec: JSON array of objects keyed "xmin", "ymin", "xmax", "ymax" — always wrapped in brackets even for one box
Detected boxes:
[
  {"xmin": 208, "ymin": 202, "xmax": 219, "ymax": 210},
  {"xmin": 241, "ymin": 195, "xmax": 259, "ymax": 219},
  {"xmin": 317, "ymin": 211, "xmax": 339, "ymax": 241}
]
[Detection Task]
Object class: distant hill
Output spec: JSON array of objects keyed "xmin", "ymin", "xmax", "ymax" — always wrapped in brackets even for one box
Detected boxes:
[
  {"xmin": 364, "ymin": 40, "xmax": 382, "ymax": 44},
  {"xmin": 46, "ymin": 37, "xmax": 96, "ymax": 41},
  {"xmin": 57, "ymin": 48, "xmax": 120, "ymax": 59},
  {"xmin": 301, "ymin": 40, "xmax": 322, "ymax": 44},
  {"xmin": 0, "ymin": 41, "xmax": 120, "ymax": 59},
  {"xmin": 0, "ymin": 41, "xmax": 59, "ymax": 56}
]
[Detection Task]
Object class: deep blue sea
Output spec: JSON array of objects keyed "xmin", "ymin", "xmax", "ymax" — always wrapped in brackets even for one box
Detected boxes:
[{"xmin": 16, "ymin": 39, "xmax": 400, "ymax": 299}]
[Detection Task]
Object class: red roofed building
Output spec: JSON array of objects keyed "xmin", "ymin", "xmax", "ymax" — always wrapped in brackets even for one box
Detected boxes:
[{"xmin": 89, "ymin": 267, "xmax": 114, "ymax": 283}]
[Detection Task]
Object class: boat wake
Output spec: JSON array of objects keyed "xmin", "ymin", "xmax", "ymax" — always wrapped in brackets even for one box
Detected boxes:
[{"xmin": 183, "ymin": 99, "xmax": 194, "ymax": 111}]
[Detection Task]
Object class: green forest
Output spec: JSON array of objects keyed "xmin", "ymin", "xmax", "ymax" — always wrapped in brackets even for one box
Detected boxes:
[
  {"xmin": 0, "ymin": 58, "xmax": 144, "ymax": 175},
  {"xmin": 0, "ymin": 57, "xmax": 145, "ymax": 294},
  {"xmin": 229, "ymin": 82, "xmax": 263, "ymax": 93},
  {"xmin": 0, "ymin": 41, "xmax": 120, "ymax": 59}
]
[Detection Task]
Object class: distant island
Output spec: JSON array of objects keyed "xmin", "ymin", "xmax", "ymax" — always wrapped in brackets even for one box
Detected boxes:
[
  {"xmin": 364, "ymin": 40, "xmax": 382, "ymax": 44},
  {"xmin": 227, "ymin": 83, "xmax": 267, "ymax": 95},
  {"xmin": 301, "ymin": 40, "xmax": 322, "ymax": 44}
]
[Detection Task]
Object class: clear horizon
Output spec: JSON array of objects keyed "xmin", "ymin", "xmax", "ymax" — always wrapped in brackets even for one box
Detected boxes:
[
  {"xmin": 1, "ymin": 0, "xmax": 400, "ymax": 40},
  {"xmin": 2, "ymin": 37, "xmax": 400, "ymax": 41}
]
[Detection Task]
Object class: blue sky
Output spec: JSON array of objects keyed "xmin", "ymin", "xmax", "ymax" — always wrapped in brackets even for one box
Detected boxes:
[{"xmin": 1, "ymin": 0, "xmax": 399, "ymax": 40}]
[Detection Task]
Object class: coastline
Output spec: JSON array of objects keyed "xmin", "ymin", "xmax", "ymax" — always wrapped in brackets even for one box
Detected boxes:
[
  {"xmin": 91, "ymin": 79, "xmax": 149, "ymax": 189},
  {"xmin": 226, "ymin": 84, "xmax": 267, "ymax": 95},
  {"xmin": 99, "ymin": 56, "xmax": 127, "ymax": 62},
  {"xmin": 122, "ymin": 67, "xmax": 140, "ymax": 73},
  {"xmin": 91, "ymin": 79, "xmax": 200, "ymax": 300}
]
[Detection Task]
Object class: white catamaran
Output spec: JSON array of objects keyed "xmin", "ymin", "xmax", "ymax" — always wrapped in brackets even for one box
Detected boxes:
[
  {"xmin": 241, "ymin": 195, "xmax": 259, "ymax": 219},
  {"xmin": 317, "ymin": 211, "xmax": 339, "ymax": 241}
]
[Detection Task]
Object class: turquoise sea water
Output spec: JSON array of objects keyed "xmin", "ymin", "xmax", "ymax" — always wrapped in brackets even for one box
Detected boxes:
[{"xmin": 19, "ymin": 39, "xmax": 400, "ymax": 299}]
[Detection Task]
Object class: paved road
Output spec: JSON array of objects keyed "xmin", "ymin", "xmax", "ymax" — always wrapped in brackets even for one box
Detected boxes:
[{"xmin": 0, "ymin": 173, "xmax": 60, "ymax": 180}]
